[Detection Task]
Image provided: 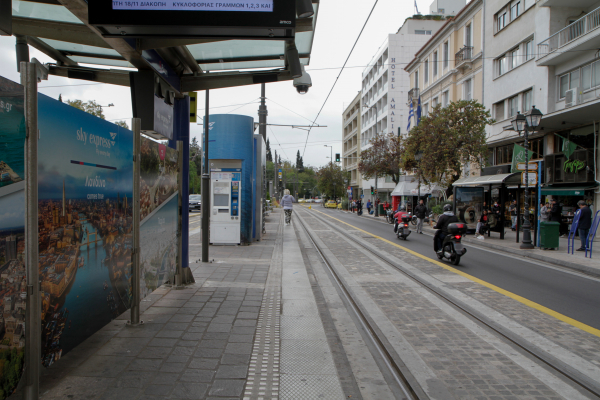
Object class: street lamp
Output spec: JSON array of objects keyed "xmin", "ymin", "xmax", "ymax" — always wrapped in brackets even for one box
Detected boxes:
[
  {"xmin": 363, "ymin": 102, "xmax": 380, "ymax": 217},
  {"xmin": 324, "ymin": 145, "xmax": 335, "ymax": 201},
  {"xmin": 511, "ymin": 106, "xmax": 542, "ymax": 250}
]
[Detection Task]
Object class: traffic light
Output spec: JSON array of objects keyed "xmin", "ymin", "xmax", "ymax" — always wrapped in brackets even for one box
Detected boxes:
[
  {"xmin": 370, "ymin": 186, "xmax": 374, "ymax": 195},
  {"xmin": 189, "ymin": 92, "xmax": 197, "ymax": 123},
  {"xmin": 374, "ymin": 189, "xmax": 378, "ymax": 195},
  {"xmin": 335, "ymin": 153, "xmax": 340, "ymax": 162}
]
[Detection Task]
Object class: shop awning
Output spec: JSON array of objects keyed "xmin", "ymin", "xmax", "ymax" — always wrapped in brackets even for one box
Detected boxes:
[
  {"xmin": 540, "ymin": 186, "xmax": 597, "ymax": 196},
  {"xmin": 452, "ymin": 173, "xmax": 522, "ymax": 187},
  {"xmin": 391, "ymin": 180, "xmax": 443, "ymax": 196}
]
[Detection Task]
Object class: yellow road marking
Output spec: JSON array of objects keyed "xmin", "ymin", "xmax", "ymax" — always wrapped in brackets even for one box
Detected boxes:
[{"xmin": 302, "ymin": 206, "xmax": 600, "ymax": 338}]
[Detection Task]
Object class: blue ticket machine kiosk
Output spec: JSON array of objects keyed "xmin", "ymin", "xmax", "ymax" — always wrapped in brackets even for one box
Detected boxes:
[{"xmin": 210, "ymin": 167, "xmax": 242, "ymax": 245}]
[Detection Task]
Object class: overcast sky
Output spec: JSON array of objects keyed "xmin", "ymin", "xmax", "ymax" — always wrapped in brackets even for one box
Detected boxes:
[{"xmin": 0, "ymin": 0, "xmax": 435, "ymax": 168}]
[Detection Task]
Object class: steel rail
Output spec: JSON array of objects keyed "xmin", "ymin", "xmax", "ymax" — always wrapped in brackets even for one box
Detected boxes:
[
  {"xmin": 293, "ymin": 211, "xmax": 420, "ymax": 400},
  {"xmin": 300, "ymin": 208, "xmax": 600, "ymax": 399}
]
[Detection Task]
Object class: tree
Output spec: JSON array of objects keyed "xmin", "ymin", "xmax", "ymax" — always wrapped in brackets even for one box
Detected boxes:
[
  {"xmin": 114, "ymin": 120, "xmax": 129, "ymax": 129},
  {"xmin": 65, "ymin": 99, "xmax": 106, "ymax": 119},
  {"xmin": 358, "ymin": 132, "xmax": 405, "ymax": 185},
  {"xmin": 295, "ymin": 150, "xmax": 304, "ymax": 170},
  {"xmin": 317, "ymin": 162, "xmax": 345, "ymax": 199},
  {"xmin": 58, "ymin": 94, "xmax": 62, "ymax": 102},
  {"xmin": 266, "ymin": 138, "xmax": 273, "ymax": 162},
  {"xmin": 400, "ymin": 100, "xmax": 494, "ymax": 193}
]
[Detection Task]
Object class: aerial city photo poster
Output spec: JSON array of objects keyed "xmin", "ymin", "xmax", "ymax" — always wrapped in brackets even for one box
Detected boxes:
[
  {"xmin": 36, "ymin": 93, "xmax": 134, "ymax": 367},
  {"xmin": 0, "ymin": 76, "xmax": 26, "ymax": 399},
  {"xmin": 139, "ymin": 137, "xmax": 179, "ymax": 299}
]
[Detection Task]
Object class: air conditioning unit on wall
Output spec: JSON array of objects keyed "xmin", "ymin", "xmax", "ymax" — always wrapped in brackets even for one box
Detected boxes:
[{"xmin": 565, "ymin": 87, "xmax": 581, "ymax": 107}]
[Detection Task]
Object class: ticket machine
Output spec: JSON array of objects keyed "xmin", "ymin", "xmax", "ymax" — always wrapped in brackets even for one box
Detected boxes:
[{"xmin": 210, "ymin": 168, "xmax": 242, "ymax": 245}]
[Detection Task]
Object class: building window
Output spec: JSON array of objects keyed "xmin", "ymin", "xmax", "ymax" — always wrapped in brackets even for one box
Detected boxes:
[
  {"xmin": 508, "ymin": 96, "xmax": 518, "ymax": 117},
  {"xmin": 497, "ymin": 11, "xmax": 507, "ymax": 32},
  {"xmin": 494, "ymin": 101, "xmax": 505, "ymax": 120},
  {"xmin": 443, "ymin": 41, "xmax": 449, "ymax": 69},
  {"xmin": 423, "ymin": 103, "xmax": 429, "ymax": 116},
  {"xmin": 432, "ymin": 97, "xmax": 438, "ymax": 108},
  {"xmin": 438, "ymin": 8, "xmax": 445, "ymax": 13},
  {"xmin": 442, "ymin": 90, "xmax": 449, "ymax": 106},
  {"xmin": 433, "ymin": 51, "xmax": 438, "ymax": 76},
  {"xmin": 525, "ymin": 39, "xmax": 534, "ymax": 60},
  {"xmin": 511, "ymin": 48, "xmax": 519, "ymax": 69},
  {"xmin": 495, "ymin": 144, "xmax": 513, "ymax": 164},
  {"xmin": 523, "ymin": 89, "xmax": 533, "ymax": 112},
  {"xmin": 464, "ymin": 79, "xmax": 472, "ymax": 100},
  {"xmin": 465, "ymin": 23, "xmax": 472, "ymax": 47},
  {"xmin": 559, "ymin": 74, "xmax": 569, "ymax": 98},
  {"xmin": 497, "ymin": 55, "xmax": 508, "ymax": 76},
  {"xmin": 510, "ymin": 1, "xmax": 520, "ymax": 21},
  {"xmin": 424, "ymin": 59, "xmax": 429, "ymax": 84},
  {"xmin": 582, "ymin": 64, "xmax": 592, "ymax": 90},
  {"xmin": 415, "ymin": 30, "xmax": 432, "ymax": 35}
]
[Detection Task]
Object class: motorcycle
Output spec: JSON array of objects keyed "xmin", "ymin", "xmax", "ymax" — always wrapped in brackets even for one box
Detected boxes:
[
  {"xmin": 396, "ymin": 215, "xmax": 412, "ymax": 240},
  {"xmin": 436, "ymin": 222, "xmax": 467, "ymax": 265}
]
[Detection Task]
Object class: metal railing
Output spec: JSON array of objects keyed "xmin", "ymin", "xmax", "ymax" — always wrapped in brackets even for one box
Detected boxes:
[
  {"xmin": 408, "ymin": 87, "xmax": 419, "ymax": 103},
  {"xmin": 538, "ymin": 6, "xmax": 600, "ymax": 59},
  {"xmin": 455, "ymin": 46, "xmax": 473, "ymax": 67}
]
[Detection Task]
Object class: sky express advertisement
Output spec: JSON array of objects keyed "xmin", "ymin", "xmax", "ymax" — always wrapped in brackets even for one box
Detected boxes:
[{"xmin": 36, "ymin": 94, "xmax": 134, "ymax": 367}]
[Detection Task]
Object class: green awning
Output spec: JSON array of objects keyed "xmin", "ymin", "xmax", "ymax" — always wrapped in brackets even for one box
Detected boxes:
[{"xmin": 541, "ymin": 186, "xmax": 597, "ymax": 196}]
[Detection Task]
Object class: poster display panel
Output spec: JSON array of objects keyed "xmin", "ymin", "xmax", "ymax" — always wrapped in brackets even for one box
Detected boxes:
[
  {"xmin": 139, "ymin": 137, "xmax": 178, "ymax": 298},
  {"xmin": 36, "ymin": 94, "xmax": 133, "ymax": 367},
  {"xmin": 455, "ymin": 187, "xmax": 484, "ymax": 229},
  {"xmin": 0, "ymin": 76, "xmax": 26, "ymax": 399}
]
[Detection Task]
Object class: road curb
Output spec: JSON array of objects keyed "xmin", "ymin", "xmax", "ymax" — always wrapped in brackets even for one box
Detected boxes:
[{"xmin": 335, "ymin": 209, "xmax": 600, "ymax": 278}]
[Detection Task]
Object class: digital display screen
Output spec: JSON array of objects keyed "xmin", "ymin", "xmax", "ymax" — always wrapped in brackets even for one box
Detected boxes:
[{"xmin": 112, "ymin": 0, "xmax": 274, "ymax": 12}]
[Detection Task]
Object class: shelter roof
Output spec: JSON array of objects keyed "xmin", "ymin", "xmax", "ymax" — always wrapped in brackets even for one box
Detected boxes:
[{"xmin": 10, "ymin": 0, "xmax": 320, "ymax": 92}]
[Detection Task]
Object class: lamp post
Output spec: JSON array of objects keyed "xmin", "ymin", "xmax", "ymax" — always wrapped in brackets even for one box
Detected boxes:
[
  {"xmin": 324, "ymin": 145, "xmax": 334, "ymax": 201},
  {"xmin": 363, "ymin": 103, "xmax": 380, "ymax": 216},
  {"xmin": 511, "ymin": 106, "xmax": 543, "ymax": 250}
]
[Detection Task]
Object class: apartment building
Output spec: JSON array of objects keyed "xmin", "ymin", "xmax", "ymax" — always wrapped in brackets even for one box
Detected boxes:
[
  {"xmin": 405, "ymin": 0, "xmax": 484, "ymax": 133},
  {"xmin": 484, "ymin": 0, "xmax": 599, "ymax": 207},
  {"xmin": 360, "ymin": 15, "xmax": 454, "ymax": 202},
  {"xmin": 342, "ymin": 92, "xmax": 361, "ymax": 200}
]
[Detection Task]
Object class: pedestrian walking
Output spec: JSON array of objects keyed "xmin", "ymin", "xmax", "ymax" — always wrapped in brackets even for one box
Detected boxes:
[
  {"xmin": 366, "ymin": 199, "xmax": 372, "ymax": 215},
  {"xmin": 540, "ymin": 202, "xmax": 549, "ymax": 222},
  {"xmin": 414, "ymin": 199, "xmax": 427, "ymax": 234},
  {"xmin": 509, "ymin": 200, "xmax": 518, "ymax": 231},
  {"xmin": 576, "ymin": 200, "xmax": 592, "ymax": 251},
  {"xmin": 281, "ymin": 189, "xmax": 295, "ymax": 225}
]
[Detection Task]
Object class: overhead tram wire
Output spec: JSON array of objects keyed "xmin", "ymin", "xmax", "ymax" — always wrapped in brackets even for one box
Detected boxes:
[
  {"xmin": 266, "ymin": 98, "xmax": 315, "ymax": 124},
  {"xmin": 301, "ymin": 0, "xmax": 380, "ymax": 159},
  {"xmin": 268, "ymin": 125, "xmax": 290, "ymax": 160}
]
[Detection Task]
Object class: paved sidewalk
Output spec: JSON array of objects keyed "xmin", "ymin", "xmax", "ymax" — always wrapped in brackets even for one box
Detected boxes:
[{"xmin": 346, "ymin": 209, "xmax": 600, "ymax": 276}]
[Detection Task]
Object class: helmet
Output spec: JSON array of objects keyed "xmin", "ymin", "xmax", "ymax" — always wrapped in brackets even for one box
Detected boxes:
[
  {"xmin": 399, "ymin": 206, "xmax": 406, "ymax": 211},
  {"xmin": 443, "ymin": 204, "xmax": 453, "ymax": 212}
]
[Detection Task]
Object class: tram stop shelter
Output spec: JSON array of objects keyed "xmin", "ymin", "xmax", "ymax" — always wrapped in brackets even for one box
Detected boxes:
[{"xmin": 2, "ymin": 1, "xmax": 321, "ymax": 397}]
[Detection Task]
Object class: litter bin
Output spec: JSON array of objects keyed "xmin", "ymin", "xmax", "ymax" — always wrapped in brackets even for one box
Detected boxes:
[
  {"xmin": 540, "ymin": 221, "xmax": 560, "ymax": 250},
  {"xmin": 378, "ymin": 204, "xmax": 385, "ymax": 216}
]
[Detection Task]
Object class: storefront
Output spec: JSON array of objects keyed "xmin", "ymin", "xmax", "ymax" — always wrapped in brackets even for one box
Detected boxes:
[{"xmin": 390, "ymin": 177, "xmax": 443, "ymax": 212}]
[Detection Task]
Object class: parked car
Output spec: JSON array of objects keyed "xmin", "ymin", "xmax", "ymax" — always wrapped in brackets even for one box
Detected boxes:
[
  {"xmin": 324, "ymin": 200, "xmax": 337, "ymax": 208},
  {"xmin": 189, "ymin": 194, "xmax": 201, "ymax": 212}
]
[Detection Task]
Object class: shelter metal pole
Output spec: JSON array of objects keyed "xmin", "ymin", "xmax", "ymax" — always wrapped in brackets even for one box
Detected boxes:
[
  {"xmin": 23, "ymin": 61, "xmax": 40, "ymax": 400},
  {"xmin": 202, "ymin": 90, "xmax": 210, "ymax": 262},
  {"xmin": 258, "ymin": 83, "xmax": 267, "ymax": 141},
  {"xmin": 176, "ymin": 141, "xmax": 183, "ymax": 287},
  {"xmin": 130, "ymin": 118, "xmax": 141, "ymax": 325}
]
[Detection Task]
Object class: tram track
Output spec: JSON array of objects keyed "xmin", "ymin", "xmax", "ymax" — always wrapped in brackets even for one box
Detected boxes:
[{"xmin": 294, "ymin": 207, "xmax": 600, "ymax": 400}]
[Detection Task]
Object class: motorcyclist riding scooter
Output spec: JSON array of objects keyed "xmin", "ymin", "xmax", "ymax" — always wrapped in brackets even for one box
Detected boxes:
[
  {"xmin": 434, "ymin": 204, "xmax": 467, "ymax": 265},
  {"xmin": 394, "ymin": 206, "xmax": 411, "ymax": 240}
]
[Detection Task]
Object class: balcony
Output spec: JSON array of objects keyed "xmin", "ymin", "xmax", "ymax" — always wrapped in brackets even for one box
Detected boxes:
[
  {"xmin": 408, "ymin": 88, "xmax": 419, "ymax": 103},
  {"xmin": 455, "ymin": 46, "xmax": 473, "ymax": 71},
  {"xmin": 537, "ymin": 6, "xmax": 600, "ymax": 66}
]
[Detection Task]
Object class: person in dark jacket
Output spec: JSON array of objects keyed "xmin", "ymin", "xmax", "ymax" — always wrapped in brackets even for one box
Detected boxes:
[
  {"xmin": 509, "ymin": 200, "xmax": 518, "ymax": 231},
  {"xmin": 491, "ymin": 201, "xmax": 501, "ymax": 215},
  {"xmin": 414, "ymin": 199, "xmax": 427, "ymax": 234},
  {"xmin": 549, "ymin": 199, "xmax": 568, "ymax": 236},
  {"xmin": 577, "ymin": 200, "xmax": 592, "ymax": 251},
  {"xmin": 433, "ymin": 204, "xmax": 459, "ymax": 253}
]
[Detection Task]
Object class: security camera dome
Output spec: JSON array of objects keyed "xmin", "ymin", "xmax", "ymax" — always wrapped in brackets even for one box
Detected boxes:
[
  {"xmin": 293, "ymin": 65, "xmax": 312, "ymax": 95},
  {"xmin": 296, "ymin": 85, "xmax": 309, "ymax": 95}
]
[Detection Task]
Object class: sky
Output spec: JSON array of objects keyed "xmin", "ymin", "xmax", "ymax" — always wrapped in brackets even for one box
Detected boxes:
[{"xmin": 0, "ymin": 0, "xmax": 437, "ymax": 168}]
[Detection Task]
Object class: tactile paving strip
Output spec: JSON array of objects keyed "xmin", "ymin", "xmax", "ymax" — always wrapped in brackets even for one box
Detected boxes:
[{"xmin": 243, "ymin": 214, "xmax": 283, "ymax": 400}]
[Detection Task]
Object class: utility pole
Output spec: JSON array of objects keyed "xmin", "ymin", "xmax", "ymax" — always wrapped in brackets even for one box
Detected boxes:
[{"xmin": 258, "ymin": 83, "xmax": 267, "ymax": 141}]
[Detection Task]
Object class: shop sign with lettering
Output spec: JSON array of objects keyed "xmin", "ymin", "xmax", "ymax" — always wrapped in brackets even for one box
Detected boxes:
[{"xmin": 563, "ymin": 159, "xmax": 585, "ymax": 173}]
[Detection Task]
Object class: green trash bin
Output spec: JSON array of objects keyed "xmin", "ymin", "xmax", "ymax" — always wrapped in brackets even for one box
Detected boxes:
[
  {"xmin": 540, "ymin": 221, "xmax": 560, "ymax": 250},
  {"xmin": 378, "ymin": 203, "xmax": 385, "ymax": 216}
]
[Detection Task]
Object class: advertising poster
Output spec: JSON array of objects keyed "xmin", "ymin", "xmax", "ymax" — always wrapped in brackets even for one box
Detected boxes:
[
  {"xmin": 455, "ymin": 187, "xmax": 484, "ymax": 229},
  {"xmin": 0, "ymin": 77, "xmax": 26, "ymax": 399},
  {"xmin": 139, "ymin": 137, "xmax": 178, "ymax": 298},
  {"xmin": 36, "ymin": 94, "xmax": 133, "ymax": 367}
]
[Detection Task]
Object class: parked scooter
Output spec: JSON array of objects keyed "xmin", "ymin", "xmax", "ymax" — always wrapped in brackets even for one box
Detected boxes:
[
  {"xmin": 396, "ymin": 215, "xmax": 412, "ymax": 240},
  {"xmin": 436, "ymin": 222, "xmax": 467, "ymax": 265}
]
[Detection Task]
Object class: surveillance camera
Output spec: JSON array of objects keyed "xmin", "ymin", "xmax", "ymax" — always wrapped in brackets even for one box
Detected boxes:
[{"xmin": 293, "ymin": 65, "xmax": 312, "ymax": 95}]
